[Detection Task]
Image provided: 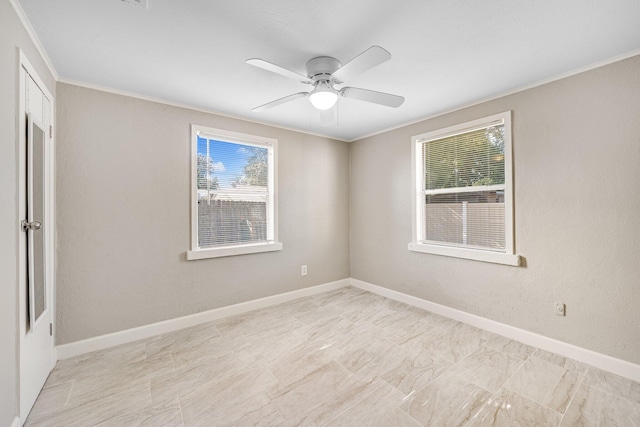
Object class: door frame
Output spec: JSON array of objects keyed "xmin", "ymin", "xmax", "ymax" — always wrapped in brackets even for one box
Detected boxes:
[{"xmin": 17, "ymin": 48, "xmax": 57, "ymax": 420}]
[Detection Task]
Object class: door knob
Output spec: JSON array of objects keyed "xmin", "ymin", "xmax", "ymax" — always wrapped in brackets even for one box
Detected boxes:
[{"xmin": 21, "ymin": 220, "xmax": 42, "ymax": 232}]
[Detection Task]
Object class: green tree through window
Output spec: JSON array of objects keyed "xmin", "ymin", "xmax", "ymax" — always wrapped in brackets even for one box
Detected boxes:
[
  {"xmin": 233, "ymin": 146, "xmax": 268, "ymax": 187},
  {"xmin": 197, "ymin": 153, "xmax": 219, "ymax": 190},
  {"xmin": 425, "ymin": 125, "xmax": 505, "ymax": 190}
]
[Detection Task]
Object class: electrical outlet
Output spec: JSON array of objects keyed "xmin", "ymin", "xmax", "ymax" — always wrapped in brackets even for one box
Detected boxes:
[
  {"xmin": 301, "ymin": 265, "xmax": 307, "ymax": 276},
  {"xmin": 555, "ymin": 302, "xmax": 566, "ymax": 316}
]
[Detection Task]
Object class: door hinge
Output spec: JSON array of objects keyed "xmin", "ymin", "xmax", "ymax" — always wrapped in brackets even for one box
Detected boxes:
[
  {"xmin": 49, "ymin": 125, "xmax": 53, "ymax": 138},
  {"xmin": 49, "ymin": 323, "xmax": 53, "ymax": 336}
]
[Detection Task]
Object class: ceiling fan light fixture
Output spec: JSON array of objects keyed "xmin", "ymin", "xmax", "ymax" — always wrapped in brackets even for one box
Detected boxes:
[{"xmin": 308, "ymin": 83, "xmax": 338, "ymax": 110}]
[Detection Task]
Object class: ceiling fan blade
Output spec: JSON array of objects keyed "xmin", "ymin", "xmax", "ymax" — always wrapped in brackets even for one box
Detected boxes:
[
  {"xmin": 252, "ymin": 92, "xmax": 309, "ymax": 112},
  {"xmin": 246, "ymin": 59, "xmax": 311, "ymax": 83},
  {"xmin": 319, "ymin": 107, "xmax": 336, "ymax": 127},
  {"xmin": 332, "ymin": 46, "xmax": 391, "ymax": 83},
  {"xmin": 340, "ymin": 87, "xmax": 405, "ymax": 108}
]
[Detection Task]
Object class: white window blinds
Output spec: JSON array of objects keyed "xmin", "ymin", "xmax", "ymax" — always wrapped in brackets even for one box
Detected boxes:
[
  {"xmin": 196, "ymin": 134, "xmax": 274, "ymax": 249},
  {"xmin": 419, "ymin": 120, "xmax": 507, "ymax": 251}
]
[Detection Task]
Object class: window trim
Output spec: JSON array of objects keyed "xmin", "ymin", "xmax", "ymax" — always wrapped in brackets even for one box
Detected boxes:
[
  {"xmin": 409, "ymin": 111, "xmax": 521, "ymax": 266},
  {"xmin": 187, "ymin": 124, "xmax": 282, "ymax": 260}
]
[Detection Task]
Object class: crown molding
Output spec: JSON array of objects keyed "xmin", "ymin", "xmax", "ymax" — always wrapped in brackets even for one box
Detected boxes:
[
  {"xmin": 9, "ymin": 0, "xmax": 59, "ymax": 80},
  {"xmin": 353, "ymin": 49, "xmax": 640, "ymax": 142}
]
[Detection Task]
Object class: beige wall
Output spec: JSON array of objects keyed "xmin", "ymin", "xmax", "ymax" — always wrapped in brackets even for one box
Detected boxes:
[
  {"xmin": 5, "ymin": 1, "xmax": 640, "ymax": 422},
  {"xmin": 350, "ymin": 55, "xmax": 640, "ymax": 364},
  {"xmin": 0, "ymin": 0, "xmax": 56, "ymax": 424},
  {"xmin": 55, "ymin": 83, "xmax": 350, "ymax": 344}
]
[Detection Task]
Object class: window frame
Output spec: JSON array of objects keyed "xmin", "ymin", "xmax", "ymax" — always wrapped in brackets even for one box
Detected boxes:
[
  {"xmin": 187, "ymin": 124, "xmax": 282, "ymax": 260},
  {"xmin": 409, "ymin": 111, "xmax": 521, "ymax": 266}
]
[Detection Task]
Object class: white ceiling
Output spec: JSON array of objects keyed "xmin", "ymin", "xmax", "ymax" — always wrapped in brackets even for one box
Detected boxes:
[{"xmin": 18, "ymin": 0, "xmax": 640, "ymax": 141}]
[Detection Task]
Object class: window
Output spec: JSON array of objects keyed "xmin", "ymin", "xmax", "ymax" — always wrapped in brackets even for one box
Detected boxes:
[
  {"xmin": 187, "ymin": 125, "xmax": 282, "ymax": 260},
  {"xmin": 409, "ymin": 111, "xmax": 520, "ymax": 266}
]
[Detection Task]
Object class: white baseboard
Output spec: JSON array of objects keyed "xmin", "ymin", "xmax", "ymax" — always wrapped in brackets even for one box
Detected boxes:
[
  {"xmin": 56, "ymin": 279, "xmax": 349, "ymax": 360},
  {"xmin": 10, "ymin": 416, "xmax": 21, "ymax": 427},
  {"xmin": 351, "ymin": 278, "xmax": 640, "ymax": 383},
  {"xmin": 55, "ymin": 276, "xmax": 640, "ymax": 384}
]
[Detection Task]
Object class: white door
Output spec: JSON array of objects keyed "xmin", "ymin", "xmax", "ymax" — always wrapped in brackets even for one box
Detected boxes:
[{"xmin": 19, "ymin": 56, "xmax": 56, "ymax": 421}]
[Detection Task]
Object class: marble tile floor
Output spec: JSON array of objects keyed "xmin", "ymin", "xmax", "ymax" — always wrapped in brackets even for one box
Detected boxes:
[{"xmin": 26, "ymin": 287, "xmax": 640, "ymax": 426}]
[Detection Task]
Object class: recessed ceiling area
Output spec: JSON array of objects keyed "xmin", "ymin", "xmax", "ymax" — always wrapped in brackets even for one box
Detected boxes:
[{"xmin": 18, "ymin": 0, "xmax": 640, "ymax": 141}]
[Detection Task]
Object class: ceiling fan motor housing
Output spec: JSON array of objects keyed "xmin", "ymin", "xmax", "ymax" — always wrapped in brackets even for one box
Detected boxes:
[{"xmin": 305, "ymin": 56, "xmax": 342, "ymax": 84}]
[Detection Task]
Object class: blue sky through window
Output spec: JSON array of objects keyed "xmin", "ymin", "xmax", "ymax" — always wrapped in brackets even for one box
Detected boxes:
[{"xmin": 197, "ymin": 136, "xmax": 253, "ymax": 189}]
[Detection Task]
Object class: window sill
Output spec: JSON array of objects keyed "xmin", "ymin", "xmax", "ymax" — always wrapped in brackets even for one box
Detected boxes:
[
  {"xmin": 408, "ymin": 242, "xmax": 521, "ymax": 266},
  {"xmin": 187, "ymin": 242, "xmax": 283, "ymax": 260}
]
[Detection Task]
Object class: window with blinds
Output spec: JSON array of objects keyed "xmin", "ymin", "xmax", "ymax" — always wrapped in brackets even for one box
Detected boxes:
[
  {"xmin": 410, "ymin": 112, "xmax": 516, "ymax": 263},
  {"xmin": 189, "ymin": 125, "xmax": 280, "ymax": 259}
]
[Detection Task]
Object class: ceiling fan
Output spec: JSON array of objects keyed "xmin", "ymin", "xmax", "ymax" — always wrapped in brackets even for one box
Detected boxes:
[{"xmin": 246, "ymin": 46, "xmax": 405, "ymax": 115}]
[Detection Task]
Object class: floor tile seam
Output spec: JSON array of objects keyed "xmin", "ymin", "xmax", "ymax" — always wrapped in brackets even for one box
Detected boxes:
[
  {"xmin": 527, "ymin": 352, "xmax": 585, "ymax": 377},
  {"xmin": 503, "ymin": 382, "xmax": 567, "ymax": 418},
  {"xmin": 557, "ymin": 370, "xmax": 587, "ymax": 426},
  {"xmin": 462, "ymin": 385, "xmax": 562, "ymax": 427},
  {"xmin": 512, "ymin": 348, "xmax": 536, "ymax": 374},
  {"xmin": 25, "ymin": 380, "xmax": 76, "ymax": 424},
  {"xmin": 41, "ymin": 373, "xmax": 74, "ymax": 393},
  {"xmin": 586, "ymin": 380, "xmax": 640, "ymax": 406},
  {"xmin": 413, "ymin": 352, "xmax": 459, "ymax": 390},
  {"xmin": 584, "ymin": 364, "xmax": 640, "ymax": 387},
  {"xmin": 482, "ymin": 339, "xmax": 534, "ymax": 360},
  {"xmin": 171, "ymin": 348, "xmax": 238, "ymax": 370},
  {"xmin": 462, "ymin": 343, "xmax": 520, "ymax": 361},
  {"xmin": 501, "ymin": 375, "xmax": 568, "ymax": 417},
  {"xmin": 318, "ymin": 377, "xmax": 398, "ymax": 426},
  {"xmin": 48, "ymin": 362, "xmax": 132, "ymax": 386},
  {"xmin": 265, "ymin": 396, "xmax": 291, "ymax": 425},
  {"xmin": 416, "ymin": 316, "xmax": 457, "ymax": 332},
  {"xmin": 263, "ymin": 365, "xmax": 287, "ymax": 397},
  {"xmin": 381, "ymin": 376, "xmax": 431, "ymax": 421},
  {"xmin": 376, "ymin": 374, "xmax": 410, "ymax": 401},
  {"xmin": 374, "ymin": 330, "xmax": 412, "ymax": 354},
  {"xmin": 82, "ymin": 351, "xmax": 153, "ymax": 371},
  {"xmin": 62, "ymin": 378, "xmax": 74, "ymax": 408},
  {"xmin": 432, "ymin": 334, "xmax": 489, "ymax": 364},
  {"xmin": 397, "ymin": 334, "xmax": 442, "ymax": 353},
  {"xmin": 167, "ymin": 351, "xmax": 180, "ymax": 373},
  {"xmin": 459, "ymin": 394, "xmax": 499, "ymax": 427},
  {"xmin": 63, "ymin": 377, "xmax": 153, "ymax": 411},
  {"xmin": 409, "ymin": 368, "xmax": 496, "ymax": 408},
  {"xmin": 379, "ymin": 359, "xmax": 443, "ymax": 398},
  {"xmin": 417, "ymin": 321, "xmax": 449, "ymax": 339},
  {"xmin": 532, "ymin": 348, "xmax": 588, "ymax": 371},
  {"xmin": 270, "ymin": 373, "xmax": 342, "ymax": 427},
  {"xmin": 396, "ymin": 401, "xmax": 423, "ymax": 426},
  {"xmin": 447, "ymin": 347, "xmax": 524, "ymax": 393},
  {"xmin": 60, "ymin": 359, "xmax": 174, "ymax": 391},
  {"xmin": 84, "ymin": 392, "xmax": 155, "ymax": 427},
  {"xmin": 387, "ymin": 334, "xmax": 418, "ymax": 358},
  {"xmin": 489, "ymin": 354, "xmax": 527, "ymax": 390},
  {"xmin": 429, "ymin": 346, "xmax": 458, "ymax": 365},
  {"xmin": 41, "ymin": 376, "xmax": 69, "ymax": 390},
  {"xmin": 452, "ymin": 369, "xmax": 496, "ymax": 396},
  {"xmin": 62, "ymin": 379, "xmax": 76, "ymax": 408},
  {"xmin": 555, "ymin": 365, "xmax": 590, "ymax": 414},
  {"xmin": 331, "ymin": 356, "xmax": 362, "ymax": 380},
  {"xmin": 176, "ymin": 395, "xmax": 186, "ymax": 426},
  {"xmin": 140, "ymin": 378, "xmax": 155, "ymax": 424},
  {"xmin": 208, "ymin": 322, "xmax": 223, "ymax": 340}
]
